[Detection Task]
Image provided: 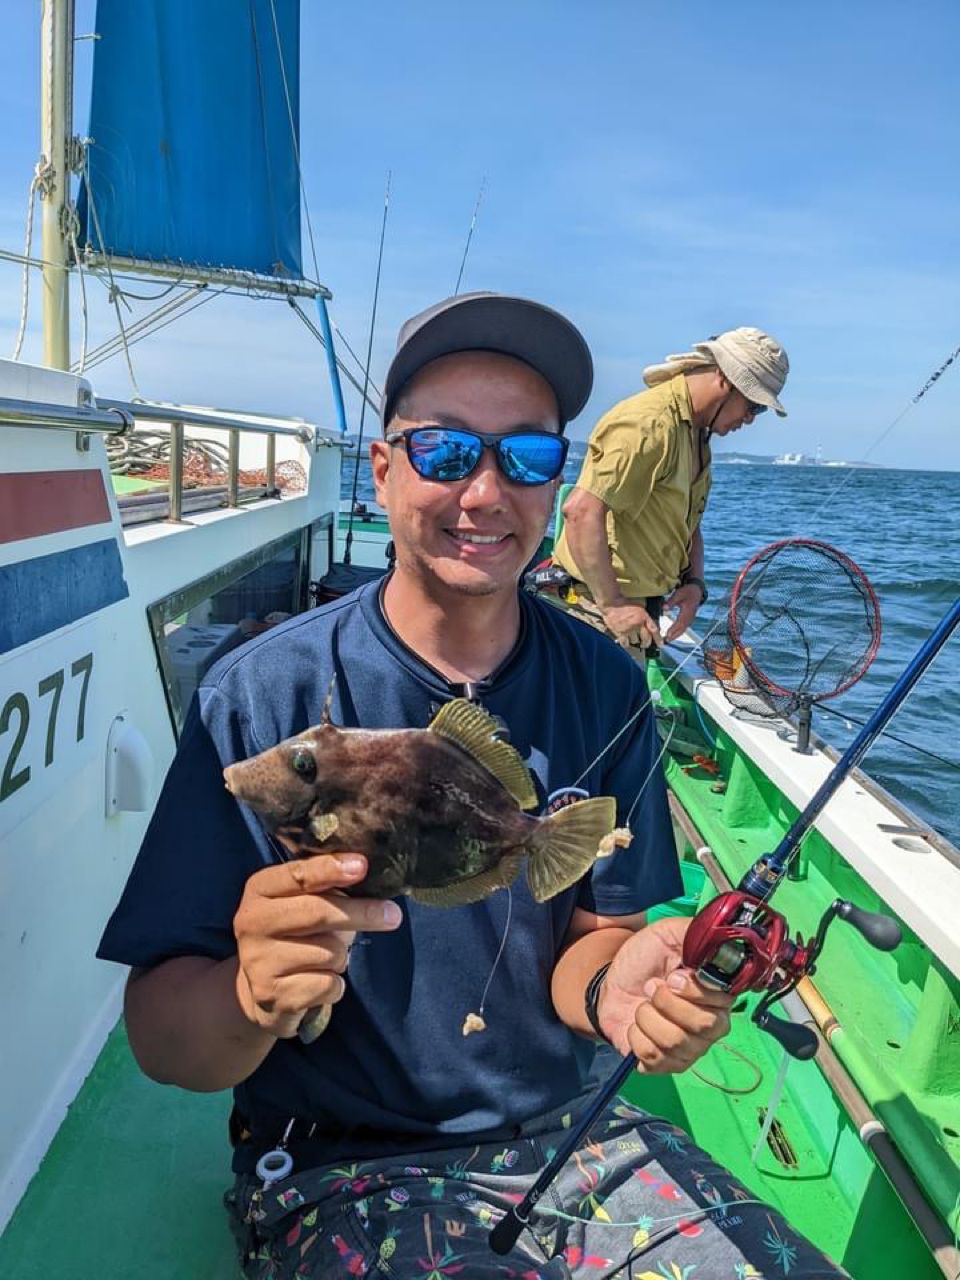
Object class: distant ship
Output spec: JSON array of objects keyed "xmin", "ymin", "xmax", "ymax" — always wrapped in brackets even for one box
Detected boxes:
[{"xmin": 772, "ymin": 446, "xmax": 848, "ymax": 467}]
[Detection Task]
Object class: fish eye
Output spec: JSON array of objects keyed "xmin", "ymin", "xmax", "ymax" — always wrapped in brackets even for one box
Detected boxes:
[{"xmin": 290, "ymin": 748, "xmax": 317, "ymax": 782}]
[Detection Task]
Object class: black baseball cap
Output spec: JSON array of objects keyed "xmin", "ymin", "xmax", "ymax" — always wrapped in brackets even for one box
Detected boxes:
[{"xmin": 381, "ymin": 291, "xmax": 594, "ymax": 430}]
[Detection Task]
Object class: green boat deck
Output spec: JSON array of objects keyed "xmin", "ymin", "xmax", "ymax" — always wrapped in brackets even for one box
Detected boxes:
[{"xmin": 0, "ymin": 1025, "xmax": 236, "ymax": 1279}]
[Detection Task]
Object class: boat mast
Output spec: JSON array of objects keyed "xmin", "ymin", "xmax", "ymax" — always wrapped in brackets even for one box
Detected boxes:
[{"xmin": 39, "ymin": 0, "xmax": 72, "ymax": 370}]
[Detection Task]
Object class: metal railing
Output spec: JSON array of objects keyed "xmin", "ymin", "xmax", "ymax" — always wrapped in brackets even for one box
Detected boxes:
[
  {"xmin": 2, "ymin": 392, "xmax": 319, "ymax": 526},
  {"xmin": 97, "ymin": 399, "xmax": 316, "ymax": 524},
  {"xmin": 97, "ymin": 398, "xmax": 315, "ymax": 442},
  {"xmin": 0, "ymin": 394, "xmax": 132, "ymax": 435}
]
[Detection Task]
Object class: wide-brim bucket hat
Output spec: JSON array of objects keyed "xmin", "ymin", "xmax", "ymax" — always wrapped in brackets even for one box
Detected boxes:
[{"xmin": 643, "ymin": 326, "xmax": 789, "ymax": 417}]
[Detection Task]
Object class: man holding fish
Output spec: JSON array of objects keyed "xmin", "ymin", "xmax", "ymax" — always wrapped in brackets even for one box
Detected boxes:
[{"xmin": 100, "ymin": 293, "xmax": 844, "ymax": 1277}]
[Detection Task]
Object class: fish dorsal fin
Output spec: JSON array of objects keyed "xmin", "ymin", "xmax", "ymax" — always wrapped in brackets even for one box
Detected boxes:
[
  {"xmin": 429, "ymin": 699, "xmax": 538, "ymax": 811},
  {"xmin": 321, "ymin": 674, "xmax": 338, "ymax": 725}
]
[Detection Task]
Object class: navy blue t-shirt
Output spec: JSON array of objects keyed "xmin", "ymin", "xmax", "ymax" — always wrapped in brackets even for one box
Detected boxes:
[{"xmin": 99, "ymin": 583, "xmax": 680, "ymax": 1168}]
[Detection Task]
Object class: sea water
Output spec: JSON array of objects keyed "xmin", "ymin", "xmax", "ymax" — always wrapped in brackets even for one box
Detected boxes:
[
  {"xmin": 703, "ymin": 462, "xmax": 959, "ymax": 849},
  {"xmin": 341, "ymin": 447, "xmax": 959, "ymax": 847}
]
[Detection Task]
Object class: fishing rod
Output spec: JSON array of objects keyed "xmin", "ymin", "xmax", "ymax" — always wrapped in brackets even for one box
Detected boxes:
[
  {"xmin": 454, "ymin": 177, "xmax": 486, "ymax": 296},
  {"xmin": 490, "ymin": 596, "xmax": 960, "ymax": 1256},
  {"xmin": 343, "ymin": 172, "xmax": 391, "ymax": 567}
]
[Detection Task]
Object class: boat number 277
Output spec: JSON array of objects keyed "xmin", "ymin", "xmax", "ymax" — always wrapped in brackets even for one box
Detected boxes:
[{"xmin": 0, "ymin": 653, "xmax": 94, "ymax": 802}]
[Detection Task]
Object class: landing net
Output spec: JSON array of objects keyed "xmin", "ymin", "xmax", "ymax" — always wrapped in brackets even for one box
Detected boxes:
[{"xmin": 702, "ymin": 538, "xmax": 881, "ymax": 719}]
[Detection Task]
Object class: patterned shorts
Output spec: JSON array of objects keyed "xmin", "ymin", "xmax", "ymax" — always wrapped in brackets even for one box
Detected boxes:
[{"xmin": 225, "ymin": 1094, "xmax": 847, "ymax": 1279}]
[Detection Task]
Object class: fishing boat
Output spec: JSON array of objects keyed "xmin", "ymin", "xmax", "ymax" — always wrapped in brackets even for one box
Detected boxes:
[{"xmin": 1, "ymin": 5, "xmax": 958, "ymax": 1278}]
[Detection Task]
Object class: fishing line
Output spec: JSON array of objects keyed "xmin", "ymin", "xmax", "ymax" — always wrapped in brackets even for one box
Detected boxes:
[
  {"xmin": 495, "ymin": 1193, "xmax": 774, "ymax": 1280},
  {"xmin": 690, "ymin": 684, "xmax": 717, "ymax": 749},
  {"xmin": 750, "ymin": 1050, "xmax": 791, "ymax": 1165},
  {"xmin": 568, "ymin": 639, "xmax": 712, "ymax": 791},
  {"xmin": 529, "ymin": 1195, "xmax": 768, "ymax": 1231},
  {"xmin": 624, "ymin": 717, "xmax": 675, "ymax": 828},
  {"xmin": 801, "ymin": 338, "xmax": 960, "ymax": 532},
  {"xmin": 463, "ymin": 887, "xmax": 515, "ymax": 1036},
  {"xmin": 344, "ymin": 171, "xmax": 391, "ymax": 567},
  {"xmin": 816, "ymin": 702, "xmax": 960, "ymax": 772},
  {"xmin": 747, "ymin": 614, "xmax": 958, "ymax": 914},
  {"xmin": 690, "ymin": 1041, "xmax": 763, "ymax": 1094}
]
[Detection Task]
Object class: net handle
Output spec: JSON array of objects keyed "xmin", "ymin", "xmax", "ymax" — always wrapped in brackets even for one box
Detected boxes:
[{"xmin": 728, "ymin": 537, "xmax": 882, "ymax": 701}]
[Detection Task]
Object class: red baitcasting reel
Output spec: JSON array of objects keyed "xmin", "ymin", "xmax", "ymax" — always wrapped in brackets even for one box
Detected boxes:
[{"xmin": 682, "ymin": 890, "xmax": 902, "ymax": 1059}]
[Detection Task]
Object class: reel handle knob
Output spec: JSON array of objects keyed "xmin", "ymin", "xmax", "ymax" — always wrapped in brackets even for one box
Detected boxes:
[
  {"xmin": 754, "ymin": 1010, "xmax": 819, "ymax": 1060},
  {"xmin": 836, "ymin": 901, "xmax": 902, "ymax": 952}
]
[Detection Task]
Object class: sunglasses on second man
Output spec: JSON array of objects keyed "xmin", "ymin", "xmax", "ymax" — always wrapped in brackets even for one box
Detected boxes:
[
  {"xmin": 385, "ymin": 425, "xmax": 569, "ymax": 486},
  {"xmin": 730, "ymin": 385, "xmax": 767, "ymax": 417}
]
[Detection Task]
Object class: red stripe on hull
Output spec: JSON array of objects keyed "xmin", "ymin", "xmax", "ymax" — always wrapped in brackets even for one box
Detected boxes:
[{"xmin": 0, "ymin": 471, "xmax": 112, "ymax": 545}]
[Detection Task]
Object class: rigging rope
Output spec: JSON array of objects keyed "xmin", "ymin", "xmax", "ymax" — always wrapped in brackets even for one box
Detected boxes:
[
  {"xmin": 268, "ymin": 0, "xmax": 322, "ymax": 287},
  {"xmin": 73, "ymin": 283, "xmax": 211, "ymax": 373},
  {"xmin": 80, "ymin": 144, "xmax": 142, "ymax": 396},
  {"xmin": 330, "ymin": 312, "xmax": 384, "ymax": 389},
  {"xmin": 10, "ymin": 170, "xmax": 44, "ymax": 360},
  {"xmin": 344, "ymin": 172, "xmax": 391, "ymax": 566},
  {"xmin": 247, "ymin": 0, "xmax": 284, "ymax": 276},
  {"xmin": 66, "ymin": 215, "xmax": 88, "ymax": 373},
  {"xmin": 287, "ymin": 300, "xmax": 381, "ymax": 412}
]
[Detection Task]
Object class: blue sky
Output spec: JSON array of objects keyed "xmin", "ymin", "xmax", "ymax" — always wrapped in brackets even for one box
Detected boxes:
[{"xmin": 2, "ymin": 1, "xmax": 959, "ymax": 468}]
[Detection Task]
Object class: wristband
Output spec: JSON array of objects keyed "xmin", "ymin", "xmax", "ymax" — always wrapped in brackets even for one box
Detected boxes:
[
  {"xmin": 680, "ymin": 573, "xmax": 708, "ymax": 605},
  {"xmin": 584, "ymin": 961, "xmax": 613, "ymax": 1044}
]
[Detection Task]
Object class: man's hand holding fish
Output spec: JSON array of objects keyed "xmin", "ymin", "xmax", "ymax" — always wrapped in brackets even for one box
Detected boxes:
[{"xmin": 232, "ymin": 852, "xmax": 401, "ymax": 1040}]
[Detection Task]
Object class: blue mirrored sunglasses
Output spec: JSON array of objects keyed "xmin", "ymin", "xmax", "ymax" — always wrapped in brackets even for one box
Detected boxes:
[{"xmin": 385, "ymin": 426, "xmax": 569, "ymax": 486}]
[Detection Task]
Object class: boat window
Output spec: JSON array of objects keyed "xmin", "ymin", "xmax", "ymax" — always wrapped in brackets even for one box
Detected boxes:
[{"xmin": 147, "ymin": 516, "xmax": 332, "ymax": 734}]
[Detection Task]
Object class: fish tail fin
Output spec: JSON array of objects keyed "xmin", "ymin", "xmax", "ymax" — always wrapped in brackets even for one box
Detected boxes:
[{"xmin": 526, "ymin": 796, "xmax": 618, "ymax": 903}]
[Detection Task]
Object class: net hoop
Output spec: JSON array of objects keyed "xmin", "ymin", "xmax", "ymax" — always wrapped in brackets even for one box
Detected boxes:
[{"xmin": 728, "ymin": 537, "xmax": 882, "ymax": 702}]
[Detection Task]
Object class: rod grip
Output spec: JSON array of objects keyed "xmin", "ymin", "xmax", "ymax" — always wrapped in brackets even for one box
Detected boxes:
[{"xmin": 488, "ymin": 1209, "xmax": 525, "ymax": 1256}]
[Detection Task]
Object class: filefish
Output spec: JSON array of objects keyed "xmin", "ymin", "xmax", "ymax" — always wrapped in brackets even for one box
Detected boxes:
[{"xmin": 224, "ymin": 698, "xmax": 631, "ymax": 1040}]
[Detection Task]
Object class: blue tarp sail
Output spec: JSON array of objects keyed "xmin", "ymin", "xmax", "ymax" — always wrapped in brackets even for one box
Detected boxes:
[{"xmin": 78, "ymin": 0, "xmax": 303, "ymax": 280}]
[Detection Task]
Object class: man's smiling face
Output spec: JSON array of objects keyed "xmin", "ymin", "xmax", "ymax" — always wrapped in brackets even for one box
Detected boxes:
[{"xmin": 370, "ymin": 350, "xmax": 561, "ymax": 601}]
